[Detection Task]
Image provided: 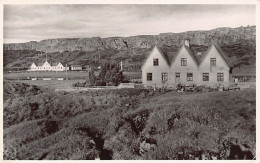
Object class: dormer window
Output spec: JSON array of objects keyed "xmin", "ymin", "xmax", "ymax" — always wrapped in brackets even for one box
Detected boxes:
[
  {"xmin": 181, "ymin": 58, "xmax": 187, "ymax": 66},
  {"xmin": 153, "ymin": 58, "xmax": 159, "ymax": 66},
  {"xmin": 210, "ymin": 58, "xmax": 216, "ymax": 66}
]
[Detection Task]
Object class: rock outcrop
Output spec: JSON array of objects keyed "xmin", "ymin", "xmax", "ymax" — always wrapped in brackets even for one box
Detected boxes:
[{"xmin": 4, "ymin": 26, "xmax": 256, "ymax": 53}]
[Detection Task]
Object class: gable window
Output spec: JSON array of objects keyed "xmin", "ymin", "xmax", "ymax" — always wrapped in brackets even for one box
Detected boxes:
[
  {"xmin": 217, "ymin": 73, "xmax": 224, "ymax": 81},
  {"xmin": 203, "ymin": 73, "xmax": 209, "ymax": 81},
  {"xmin": 176, "ymin": 73, "xmax": 180, "ymax": 78},
  {"xmin": 210, "ymin": 58, "xmax": 216, "ymax": 66},
  {"xmin": 181, "ymin": 58, "xmax": 187, "ymax": 66},
  {"xmin": 147, "ymin": 73, "xmax": 152, "ymax": 81},
  {"xmin": 162, "ymin": 73, "xmax": 168, "ymax": 82},
  {"xmin": 187, "ymin": 73, "xmax": 193, "ymax": 81},
  {"xmin": 153, "ymin": 58, "xmax": 159, "ymax": 66}
]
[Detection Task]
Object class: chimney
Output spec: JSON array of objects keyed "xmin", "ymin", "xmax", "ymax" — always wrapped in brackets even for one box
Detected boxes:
[{"xmin": 184, "ymin": 39, "xmax": 190, "ymax": 47}]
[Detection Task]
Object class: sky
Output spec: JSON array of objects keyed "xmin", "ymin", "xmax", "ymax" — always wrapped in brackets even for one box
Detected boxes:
[{"xmin": 3, "ymin": 4, "xmax": 256, "ymax": 43}]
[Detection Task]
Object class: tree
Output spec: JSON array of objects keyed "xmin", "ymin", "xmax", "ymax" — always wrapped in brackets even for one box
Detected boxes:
[{"xmin": 98, "ymin": 61, "xmax": 125, "ymax": 86}]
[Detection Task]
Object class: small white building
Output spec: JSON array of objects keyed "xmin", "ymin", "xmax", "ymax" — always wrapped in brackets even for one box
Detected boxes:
[
  {"xmin": 71, "ymin": 65, "xmax": 82, "ymax": 71},
  {"xmin": 52, "ymin": 62, "xmax": 68, "ymax": 71},
  {"xmin": 28, "ymin": 60, "xmax": 68, "ymax": 72}
]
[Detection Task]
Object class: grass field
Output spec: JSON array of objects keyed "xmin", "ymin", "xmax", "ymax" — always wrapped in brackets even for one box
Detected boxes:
[
  {"xmin": 15, "ymin": 79, "xmax": 86, "ymax": 89},
  {"xmin": 3, "ymin": 81, "xmax": 255, "ymax": 160},
  {"xmin": 4, "ymin": 71, "xmax": 89, "ymax": 80}
]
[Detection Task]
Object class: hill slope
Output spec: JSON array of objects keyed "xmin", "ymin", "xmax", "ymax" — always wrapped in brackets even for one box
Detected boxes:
[
  {"xmin": 3, "ymin": 26, "xmax": 256, "ymax": 72},
  {"xmin": 4, "ymin": 81, "xmax": 256, "ymax": 160}
]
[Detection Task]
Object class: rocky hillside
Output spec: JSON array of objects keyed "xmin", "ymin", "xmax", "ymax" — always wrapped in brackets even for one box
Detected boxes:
[
  {"xmin": 3, "ymin": 26, "xmax": 256, "ymax": 71},
  {"xmin": 4, "ymin": 26, "xmax": 256, "ymax": 52}
]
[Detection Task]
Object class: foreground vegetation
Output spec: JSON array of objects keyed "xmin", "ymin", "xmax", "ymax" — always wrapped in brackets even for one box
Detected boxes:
[{"xmin": 3, "ymin": 81, "xmax": 255, "ymax": 160}]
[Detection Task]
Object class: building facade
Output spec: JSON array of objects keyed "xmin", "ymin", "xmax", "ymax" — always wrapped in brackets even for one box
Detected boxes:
[
  {"xmin": 71, "ymin": 65, "xmax": 82, "ymax": 71},
  {"xmin": 142, "ymin": 40, "xmax": 232, "ymax": 88},
  {"xmin": 28, "ymin": 61, "xmax": 68, "ymax": 71}
]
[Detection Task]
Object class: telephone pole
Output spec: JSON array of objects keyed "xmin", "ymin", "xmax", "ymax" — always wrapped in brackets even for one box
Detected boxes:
[{"xmin": 66, "ymin": 64, "xmax": 68, "ymax": 80}]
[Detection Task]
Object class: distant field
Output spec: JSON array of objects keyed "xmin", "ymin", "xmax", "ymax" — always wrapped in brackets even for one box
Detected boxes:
[
  {"xmin": 15, "ymin": 79, "xmax": 86, "ymax": 89},
  {"xmin": 4, "ymin": 71, "xmax": 89, "ymax": 80}
]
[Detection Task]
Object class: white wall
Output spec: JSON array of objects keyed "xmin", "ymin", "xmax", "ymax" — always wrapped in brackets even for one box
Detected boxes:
[
  {"xmin": 199, "ymin": 45, "xmax": 230, "ymax": 86},
  {"xmin": 170, "ymin": 46, "xmax": 200, "ymax": 86},
  {"xmin": 142, "ymin": 46, "xmax": 170, "ymax": 88},
  {"xmin": 141, "ymin": 45, "xmax": 231, "ymax": 88}
]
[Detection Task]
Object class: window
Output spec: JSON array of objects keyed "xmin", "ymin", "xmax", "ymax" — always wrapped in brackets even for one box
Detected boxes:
[
  {"xmin": 187, "ymin": 73, "xmax": 193, "ymax": 81},
  {"xmin": 162, "ymin": 73, "xmax": 168, "ymax": 82},
  {"xmin": 217, "ymin": 73, "xmax": 224, "ymax": 81},
  {"xmin": 147, "ymin": 73, "xmax": 152, "ymax": 81},
  {"xmin": 210, "ymin": 58, "xmax": 216, "ymax": 66},
  {"xmin": 181, "ymin": 58, "xmax": 187, "ymax": 66},
  {"xmin": 176, "ymin": 73, "xmax": 180, "ymax": 78},
  {"xmin": 203, "ymin": 73, "xmax": 209, "ymax": 81},
  {"xmin": 153, "ymin": 58, "xmax": 159, "ymax": 66}
]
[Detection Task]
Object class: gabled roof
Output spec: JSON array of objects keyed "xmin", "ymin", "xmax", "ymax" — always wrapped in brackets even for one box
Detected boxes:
[
  {"xmin": 199, "ymin": 44, "xmax": 233, "ymax": 68},
  {"xmin": 213, "ymin": 44, "xmax": 233, "ymax": 67},
  {"xmin": 170, "ymin": 45, "xmax": 201, "ymax": 67},
  {"xmin": 141, "ymin": 46, "xmax": 171, "ymax": 69},
  {"xmin": 142, "ymin": 44, "xmax": 233, "ymax": 68}
]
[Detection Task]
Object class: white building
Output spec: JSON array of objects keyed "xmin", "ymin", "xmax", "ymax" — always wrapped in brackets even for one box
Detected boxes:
[
  {"xmin": 142, "ymin": 40, "xmax": 233, "ymax": 88},
  {"xmin": 52, "ymin": 62, "xmax": 68, "ymax": 71},
  {"xmin": 71, "ymin": 65, "xmax": 82, "ymax": 71},
  {"xmin": 28, "ymin": 60, "xmax": 68, "ymax": 72}
]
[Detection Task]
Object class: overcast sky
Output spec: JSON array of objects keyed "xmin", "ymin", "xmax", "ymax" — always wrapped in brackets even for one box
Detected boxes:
[{"xmin": 4, "ymin": 4, "xmax": 256, "ymax": 43}]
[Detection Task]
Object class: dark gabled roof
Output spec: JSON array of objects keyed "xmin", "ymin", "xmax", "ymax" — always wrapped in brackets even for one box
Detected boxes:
[
  {"xmin": 213, "ymin": 44, "xmax": 233, "ymax": 67},
  {"xmin": 156, "ymin": 46, "xmax": 171, "ymax": 66},
  {"xmin": 141, "ymin": 46, "xmax": 172, "ymax": 69},
  {"xmin": 142, "ymin": 44, "xmax": 233, "ymax": 68},
  {"xmin": 169, "ymin": 45, "xmax": 207, "ymax": 67},
  {"xmin": 183, "ymin": 45, "xmax": 200, "ymax": 66},
  {"xmin": 199, "ymin": 44, "xmax": 233, "ymax": 68}
]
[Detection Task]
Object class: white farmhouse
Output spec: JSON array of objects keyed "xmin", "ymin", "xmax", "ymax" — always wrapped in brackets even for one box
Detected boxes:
[
  {"xmin": 142, "ymin": 40, "xmax": 233, "ymax": 88},
  {"xmin": 52, "ymin": 62, "xmax": 68, "ymax": 71},
  {"xmin": 28, "ymin": 60, "xmax": 68, "ymax": 72}
]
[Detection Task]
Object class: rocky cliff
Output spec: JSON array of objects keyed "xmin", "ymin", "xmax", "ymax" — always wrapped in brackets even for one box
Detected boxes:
[{"xmin": 4, "ymin": 26, "xmax": 256, "ymax": 52}]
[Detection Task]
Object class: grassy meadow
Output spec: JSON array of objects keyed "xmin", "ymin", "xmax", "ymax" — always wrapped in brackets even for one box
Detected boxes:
[
  {"xmin": 4, "ymin": 71, "xmax": 89, "ymax": 80},
  {"xmin": 14, "ymin": 80, "xmax": 86, "ymax": 89},
  {"xmin": 3, "ymin": 81, "xmax": 255, "ymax": 160}
]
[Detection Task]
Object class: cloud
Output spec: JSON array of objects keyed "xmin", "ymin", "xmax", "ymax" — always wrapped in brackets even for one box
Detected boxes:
[{"xmin": 3, "ymin": 4, "xmax": 256, "ymax": 43}]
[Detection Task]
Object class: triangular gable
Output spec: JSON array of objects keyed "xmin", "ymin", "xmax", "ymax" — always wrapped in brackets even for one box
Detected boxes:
[
  {"xmin": 141, "ymin": 45, "xmax": 170, "ymax": 69},
  {"xmin": 170, "ymin": 45, "xmax": 199, "ymax": 67},
  {"xmin": 199, "ymin": 45, "xmax": 231, "ymax": 68},
  {"xmin": 31, "ymin": 63, "xmax": 36, "ymax": 67},
  {"xmin": 58, "ymin": 62, "xmax": 65, "ymax": 67}
]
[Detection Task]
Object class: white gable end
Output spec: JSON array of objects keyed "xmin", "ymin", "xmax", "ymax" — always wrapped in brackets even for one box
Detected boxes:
[
  {"xmin": 141, "ymin": 46, "xmax": 170, "ymax": 88},
  {"xmin": 142, "ymin": 46, "xmax": 169, "ymax": 70},
  {"xmin": 170, "ymin": 46, "xmax": 198, "ymax": 70},
  {"xmin": 199, "ymin": 45, "xmax": 229, "ymax": 70}
]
